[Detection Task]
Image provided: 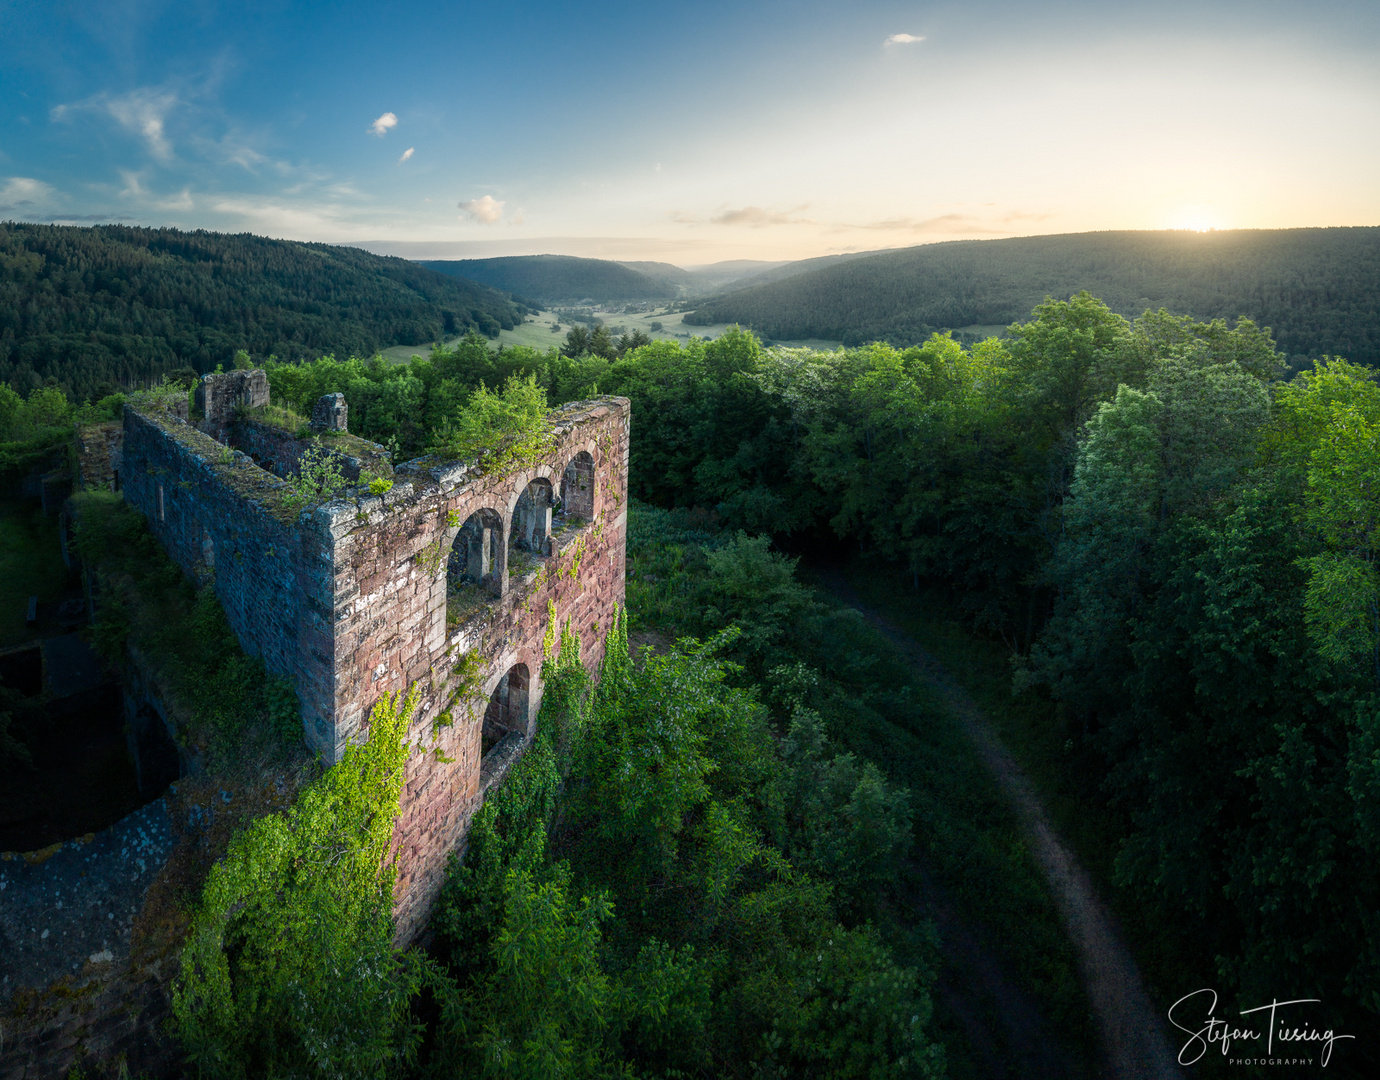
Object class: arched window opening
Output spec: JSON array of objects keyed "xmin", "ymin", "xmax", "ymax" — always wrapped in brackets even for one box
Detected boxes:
[
  {"xmin": 482, "ymin": 663, "xmax": 529, "ymax": 763},
  {"xmin": 559, "ymin": 451, "xmax": 595, "ymax": 522},
  {"xmin": 508, "ymin": 478, "xmax": 554, "ymax": 578},
  {"xmin": 447, "ymin": 508, "xmax": 502, "ymax": 626}
]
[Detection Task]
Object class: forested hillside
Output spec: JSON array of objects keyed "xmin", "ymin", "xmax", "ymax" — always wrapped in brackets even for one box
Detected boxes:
[
  {"xmin": 223, "ymin": 308, "xmax": 1377, "ymax": 1072},
  {"xmin": 265, "ymin": 312, "xmax": 1377, "ymax": 1073},
  {"xmin": 420, "ymin": 254, "xmax": 678, "ymax": 304},
  {"xmin": 685, "ymin": 228, "xmax": 1380, "ymax": 363},
  {"xmin": 15, "ymin": 297, "xmax": 1377, "ymax": 1073},
  {"xmin": 0, "ymin": 224, "xmax": 529, "ymax": 401}
]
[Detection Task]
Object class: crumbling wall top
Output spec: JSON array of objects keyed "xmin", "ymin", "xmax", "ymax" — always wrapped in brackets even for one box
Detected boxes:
[
  {"xmin": 310, "ymin": 393, "xmax": 348, "ymax": 433},
  {"xmin": 196, "ymin": 370, "xmax": 269, "ymax": 428}
]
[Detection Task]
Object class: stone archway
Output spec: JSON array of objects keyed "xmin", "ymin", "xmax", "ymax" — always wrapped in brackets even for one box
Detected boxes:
[{"xmin": 446, "ymin": 508, "xmax": 504, "ymax": 626}]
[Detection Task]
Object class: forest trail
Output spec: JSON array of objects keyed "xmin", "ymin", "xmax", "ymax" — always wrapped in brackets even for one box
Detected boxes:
[{"xmin": 817, "ymin": 569, "xmax": 1183, "ymax": 1080}]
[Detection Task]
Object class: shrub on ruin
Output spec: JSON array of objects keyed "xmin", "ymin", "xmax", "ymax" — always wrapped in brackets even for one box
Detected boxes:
[
  {"xmin": 428, "ymin": 374, "xmax": 552, "ymax": 473},
  {"xmin": 172, "ymin": 686, "xmax": 429, "ymax": 1080}
]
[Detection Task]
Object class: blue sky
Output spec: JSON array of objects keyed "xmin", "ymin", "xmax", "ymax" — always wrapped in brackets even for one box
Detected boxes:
[{"xmin": 2, "ymin": 0, "xmax": 1378, "ymax": 264}]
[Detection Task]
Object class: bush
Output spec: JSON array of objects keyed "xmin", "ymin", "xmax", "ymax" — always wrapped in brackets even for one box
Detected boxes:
[{"xmin": 172, "ymin": 688, "xmax": 428, "ymax": 1080}]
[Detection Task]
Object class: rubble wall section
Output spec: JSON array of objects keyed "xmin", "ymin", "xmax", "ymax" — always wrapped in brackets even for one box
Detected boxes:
[{"xmin": 227, "ymin": 420, "xmax": 391, "ymax": 485}]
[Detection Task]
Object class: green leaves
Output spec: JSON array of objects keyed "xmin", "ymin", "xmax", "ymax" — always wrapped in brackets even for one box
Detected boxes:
[
  {"xmin": 427, "ymin": 374, "xmax": 553, "ymax": 473},
  {"xmin": 172, "ymin": 688, "xmax": 424, "ymax": 1080},
  {"xmin": 1299, "ymin": 554, "xmax": 1379, "ymax": 666}
]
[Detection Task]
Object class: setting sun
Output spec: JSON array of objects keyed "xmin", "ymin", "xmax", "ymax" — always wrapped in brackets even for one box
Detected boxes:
[{"xmin": 1168, "ymin": 204, "xmax": 1226, "ymax": 232}]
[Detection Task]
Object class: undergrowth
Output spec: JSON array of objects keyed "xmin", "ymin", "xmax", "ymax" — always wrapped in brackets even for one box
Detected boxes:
[
  {"xmin": 627, "ymin": 501, "xmax": 1099, "ymax": 1078},
  {"xmin": 69, "ymin": 489, "xmax": 303, "ymax": 773},
  {"xmin": 843, "ymin": 561, "xmax": 1212, "ymax": 1043}
]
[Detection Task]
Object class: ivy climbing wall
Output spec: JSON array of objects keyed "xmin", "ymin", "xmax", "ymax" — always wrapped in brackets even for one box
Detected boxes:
[
  {"xmin": 121, "ymin": 391, "xmax": 631, "ymax": 943},
  {"xmin": 337, "ymin": 396, "xmax": 630, "ymax": 942}
]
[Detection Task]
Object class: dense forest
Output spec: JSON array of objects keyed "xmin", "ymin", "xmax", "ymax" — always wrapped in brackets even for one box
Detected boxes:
[
  {"xmin": 250, "ymin": 306, "xmax": 1377, "ymax": 1074},
  {"xmin": 0, "ymin": 224, "xmax": 530, "ymax": 401},
  {"xmin": 420, "ymin": 254, "xmax": 678, "ymax": 304},
  {"xmin": 9, "ymin": 284, "xmax": 1377, "ymax": 1074},
  {"xmin": 684, "ymin": 228, "xmax": 1380, "ymax": 363}
]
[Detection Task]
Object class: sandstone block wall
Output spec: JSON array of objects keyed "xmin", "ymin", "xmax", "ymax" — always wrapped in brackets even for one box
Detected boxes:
[
  {"xmin": 194, "ymin": 370, "xmax": 268, "ymax": 441},
  {"xmin": 121, "ymin": 389, "xmax": 630, "ymax": 940}
]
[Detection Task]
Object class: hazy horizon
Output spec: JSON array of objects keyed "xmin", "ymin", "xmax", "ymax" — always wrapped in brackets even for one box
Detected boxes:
[{"xmin": 3, "ymin": 0, "xmax": 1377, "ymax": 264}]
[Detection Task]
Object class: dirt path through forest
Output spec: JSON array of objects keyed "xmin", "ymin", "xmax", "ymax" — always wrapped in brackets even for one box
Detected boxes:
[{"xmin": 817, "ymin": 569, "xmax": 1183, "ymax": 1080}]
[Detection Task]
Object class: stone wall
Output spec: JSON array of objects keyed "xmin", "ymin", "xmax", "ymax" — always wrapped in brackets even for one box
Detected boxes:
[
  {"xmin": 193, "ymin": 370, "xmax": 267, "ymax": 442},
  {"xmin": 120, "ymin": 407, "xmax": 338, "ymax": 759},
  {"xmin": 226, "ymin": 418, "xmax": 391, "ymax": 485},
  {"xmin": 120, "ymin": 388, "xmax": 630, "ymax": 940},
  {"xmin": 337, "ymin": 398, "xmax": 630, "ymax": 939}
]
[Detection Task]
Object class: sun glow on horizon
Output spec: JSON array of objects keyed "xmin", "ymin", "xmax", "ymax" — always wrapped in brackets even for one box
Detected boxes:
[{"xmin": 1167, "ymin": 204, "xmax": 1227, "ymax": 232}]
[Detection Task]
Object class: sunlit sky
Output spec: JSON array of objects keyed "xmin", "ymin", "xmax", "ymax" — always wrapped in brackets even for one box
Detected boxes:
[{"xmin": 2, "ymin": 0, "xmax": 1378, "ymax": 265}]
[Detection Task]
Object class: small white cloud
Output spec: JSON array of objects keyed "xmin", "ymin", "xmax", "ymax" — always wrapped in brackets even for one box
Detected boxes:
[
  {"xmin": 884, "ymin": 33, "xmax": 925, "ymax": 46},
  {"xmin": 667, "ymin": 210, "xmax": 697, "ymax": 224},
  {"xmin": 397, "ymin": 147, "xmax": 414, "ymax": 164},
  {"xmin": 458, "ymin": 195, "xmax": 504, "ymax": 224},
  {"xmin": 369, "ymin": 112, "xmax": 398, "ymax": 137},
  {"xmin": 118, "ymin": 169, "xmax": 145, "ymax": 197},
  {"xmin": 509, "ymin": 209, "xmax": 525, "ymax": 226}
]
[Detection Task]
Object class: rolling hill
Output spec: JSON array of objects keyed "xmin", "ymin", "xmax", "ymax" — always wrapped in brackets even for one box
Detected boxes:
[
  {"xmin": 0, "ymin": 224, "xmax": 530, "ymax": 400},
  {"xmin": 684, "ymin": 228, "xmax": 1380, "ymax": 362},
  {"xmin": 420, "ymin": 255, "xmax": 679, "ymax": 305}
]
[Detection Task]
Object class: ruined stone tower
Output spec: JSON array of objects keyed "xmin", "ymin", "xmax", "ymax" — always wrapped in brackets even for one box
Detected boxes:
[{"xmin": 120, "ymin": 371, "xmax": 629, "ymax": 938}]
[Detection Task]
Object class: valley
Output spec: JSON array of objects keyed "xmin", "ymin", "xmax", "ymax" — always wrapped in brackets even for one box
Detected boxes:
[{"xmin": 1, "ymin": 223, "xmax": 1375, "ymax": 1079}]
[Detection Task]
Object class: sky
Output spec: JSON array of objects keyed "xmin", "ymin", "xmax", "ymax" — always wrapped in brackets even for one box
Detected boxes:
[{"xmin": 2, "ymin": 0, "xmax": 1378, "ymax": 266}]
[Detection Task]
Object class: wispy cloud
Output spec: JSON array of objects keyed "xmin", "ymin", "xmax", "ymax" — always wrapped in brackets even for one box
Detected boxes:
[
  {"xmin": 369, "ymin": 112, "xmax": 398, "ymax": 137},
  {"xmin": 118, "ymin": 169, "xmax": 146, "ymax": 197},
  {"xmin": 0, "ymin": 176, "xmax": 122, "ymax": 223},
  {"xmin": 0, "ymin": 176, "xmax": 56, "ymax": 209},
  {"xmin": 209, "ymin": 196, "xmax": 370, "ymax": 238},
  {"xmin": 710, "ymin": 205, "xmax": 814, "ymax": 227},
  {"xmin": 160, "ymin": 187, "xmax": 194, "ymax": 211},
  {"xmin": 458, "ymin": 195, "xmax": 504, "ymax": 224},
  {"xmin": 53, "ymin": 87, "xmax": 180, "ymax": 160},
  {"xmin": 666, "ymin": 209, "xmax": 698, "ymax": 224},
  {"xmin": 839, "ymin": 209, "xmax": 1052, "ymax": 233},
  {"xmin": 397, "ymin": 147, "xmax": 414, "ymax": 164},
  {"xmin": 884, "ymin": 33, "xmax": 925, "ymax": 46},
  {"xmin": 210, "ymin": 133, "xmax": 269, "ymax": 172}
]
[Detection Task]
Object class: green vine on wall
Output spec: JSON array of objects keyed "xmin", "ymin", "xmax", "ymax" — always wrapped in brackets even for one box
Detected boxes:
[
  {"xmin": 171, "ymin": 686, "xmax": 425, "ymax": 1076},
  {"xmin": 416, "ymin": 532, "xmax": 446, "ymax": 578}
]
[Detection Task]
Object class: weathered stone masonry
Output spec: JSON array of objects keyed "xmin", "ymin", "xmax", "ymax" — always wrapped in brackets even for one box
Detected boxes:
[{"xmin": 120, "ymin": 376, "xmax": 629, "ymax": 940}]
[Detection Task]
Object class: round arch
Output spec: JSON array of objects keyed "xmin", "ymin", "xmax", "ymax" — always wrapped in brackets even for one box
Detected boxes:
[{"xmin": 558, "ymin": 448, "xmax": 597, "ymax": 521}]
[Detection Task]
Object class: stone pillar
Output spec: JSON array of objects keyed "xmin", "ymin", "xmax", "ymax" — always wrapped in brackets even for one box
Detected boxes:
[
  {"xmin": 310, "ymin": 393, "xmax": 348, "ymax": 432},
  {"xmin": 468, "ymin": 525, "xmax": 492, "ymax": 581},
  {"xmin": 196, "ymin": 370, "xmax": 270, "ymax": 428}
]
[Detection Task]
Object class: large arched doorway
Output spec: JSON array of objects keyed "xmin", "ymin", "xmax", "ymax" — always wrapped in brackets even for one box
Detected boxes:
[
  {"xmin": 508, "ymin": 478, "xmax": 554, "ymax": 578},
  {"xmin": 482, "ymin": 663, "xmax": 529, "ymax": 762},
  {"xmin": 447, "ymin": 508, "xmax": 503, "ymax": 626}
]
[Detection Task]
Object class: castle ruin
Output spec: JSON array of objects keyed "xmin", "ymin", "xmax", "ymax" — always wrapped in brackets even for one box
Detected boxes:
[{"xmin": 120, "ymin": 371, "xmax": 629, "ymax": 939}]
